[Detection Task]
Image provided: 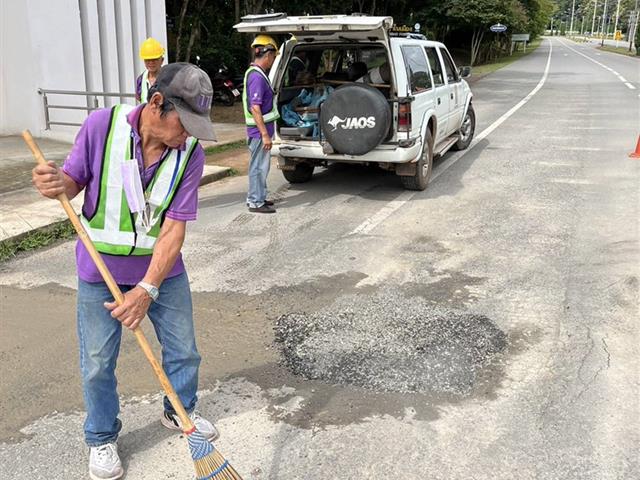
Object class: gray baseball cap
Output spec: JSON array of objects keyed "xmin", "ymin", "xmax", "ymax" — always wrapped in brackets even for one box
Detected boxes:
[{"xmin": 153, "ymin": 62, "xmax": 216, "ymax": 141}]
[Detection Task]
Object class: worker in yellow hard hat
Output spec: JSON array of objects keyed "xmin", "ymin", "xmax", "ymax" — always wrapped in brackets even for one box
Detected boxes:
[
  {"xmin": 243, "ymin": 35, "xmax": 280, "ymax": 213},
  {"xmin": 136, "ymin": 38, "xmax": 165, "ymax": 103}
]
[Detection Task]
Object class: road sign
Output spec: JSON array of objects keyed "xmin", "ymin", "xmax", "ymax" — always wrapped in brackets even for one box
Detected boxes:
[
  {"xmin": 614, "ymin": 30, "xmax": 622, "ymax": 40},
  {"xmin": 511, "ymin": 33, "xmax": 530, "ymax": 41},
  {"xmin": 490, "ymin": 23, "xmax": 507, "ymax": 33}
]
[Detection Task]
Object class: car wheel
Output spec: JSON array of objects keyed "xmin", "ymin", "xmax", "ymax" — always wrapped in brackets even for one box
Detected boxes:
[
  {"xmin": 283, "ymin": 162, "xmax": 314, "ymax": 183},
  {"xmin": 452, "ymin": 104, "xmax": 475, "ymax": 151},
  {"xmin": 400, "ymin": 129, "xmax": 433, "ymax": 191}
]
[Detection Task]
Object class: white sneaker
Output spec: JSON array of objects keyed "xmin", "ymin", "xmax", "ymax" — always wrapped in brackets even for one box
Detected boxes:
[
  {"xmin": 89, "ymin": 443, "xmax": 123, "ymax": 480},
  {"xmin": 161, "ymin": 410, "xmax": 220, "ymax": 442}
]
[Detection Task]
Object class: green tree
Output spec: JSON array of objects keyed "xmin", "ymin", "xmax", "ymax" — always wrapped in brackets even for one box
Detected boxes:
[{"xmin": 447, "ymin": 0, "xmax": 512, "ymax": 65}]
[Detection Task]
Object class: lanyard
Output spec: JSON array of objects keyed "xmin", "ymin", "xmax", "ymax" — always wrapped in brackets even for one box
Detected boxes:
[{"xmin": 127, "ymin": 131, "xmax": 182, "ymax": 229}]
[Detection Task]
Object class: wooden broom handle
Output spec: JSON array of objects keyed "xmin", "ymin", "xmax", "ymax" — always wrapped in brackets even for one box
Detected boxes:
[{"xmin": 22, "ymin": 130, "xmax": 195, "ymax": 431}]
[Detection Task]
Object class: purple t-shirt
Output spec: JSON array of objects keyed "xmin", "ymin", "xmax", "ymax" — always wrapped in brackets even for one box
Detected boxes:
[
  {"xmin": 246, "ymin": 66, "xmax": 275, "ymax": 139},
  {"xmin": 62, "ymin": 104, "xmax": 205, "ymax": 285}
]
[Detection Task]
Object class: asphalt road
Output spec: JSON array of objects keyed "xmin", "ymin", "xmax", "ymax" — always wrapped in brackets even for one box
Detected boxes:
[{"xmin": 1, "ymin": 37, "xmax": 638, "ymax": 480}]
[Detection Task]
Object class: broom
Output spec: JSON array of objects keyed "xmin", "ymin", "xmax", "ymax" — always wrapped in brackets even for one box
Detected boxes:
[{"xmin": 22, "ymin": 130, "xmax": 242, "ymax": 480}]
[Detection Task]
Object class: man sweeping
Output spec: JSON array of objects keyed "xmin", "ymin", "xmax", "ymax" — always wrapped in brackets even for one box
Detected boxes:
[
  {"xmin": 243, "ymin": 35, "xmax": 280, "ymax": 214},
  {"xmin": 136, "ymin": 37, "xmax": 165, "ymax": 103},
  {"xmin": 32, "ymin": 63, "xmax": 218, "ymax": 480}
]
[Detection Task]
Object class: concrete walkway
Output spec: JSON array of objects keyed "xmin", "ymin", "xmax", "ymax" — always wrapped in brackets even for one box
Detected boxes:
[{"xmin": 0, "ymin": 122, "xmax": 246, "ymax": 243}]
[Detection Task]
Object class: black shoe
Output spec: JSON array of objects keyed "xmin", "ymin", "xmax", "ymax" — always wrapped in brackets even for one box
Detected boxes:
[
  {"xmin": 249, "ymin": 205, "xmax": 276, "ymax": 214},
  {"xmin": 246, "ymin": 200, "xmax": 274, "ymax": 207}
]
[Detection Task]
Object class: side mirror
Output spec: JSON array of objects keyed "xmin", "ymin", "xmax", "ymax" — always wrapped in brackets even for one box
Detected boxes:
[{"xmin": 458, "ymin": 66, "xmax": 472, "ymax": 78}]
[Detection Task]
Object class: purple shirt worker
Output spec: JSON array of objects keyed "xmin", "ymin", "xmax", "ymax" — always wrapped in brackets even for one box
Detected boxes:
[
  {"xmin": 242, "ymin": 35, "xmax": 281, "ymax": 214},
  {"xmin": 32, "ymin": 63, "xmax": 219, "ymax": 480}
]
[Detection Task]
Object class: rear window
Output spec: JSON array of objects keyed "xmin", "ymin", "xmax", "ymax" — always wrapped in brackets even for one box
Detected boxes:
[
  {"xmin": 284, "ymin": 45, "xmax": 389, "ymax": 87},
  {"xmin": 401, "ymin": 45, "xmax": 431, "ymax": 93}
]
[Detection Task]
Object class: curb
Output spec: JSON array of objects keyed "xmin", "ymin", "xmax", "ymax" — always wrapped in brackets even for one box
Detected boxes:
[{"xmin": 200, "ymin": 165, "xmax": 232, "ymax": 186}]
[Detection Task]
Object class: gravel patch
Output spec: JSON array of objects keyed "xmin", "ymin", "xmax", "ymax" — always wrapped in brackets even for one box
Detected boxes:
[{"xmin": 275, "ymin": 290, "xmax": 507, "ymax": 395}]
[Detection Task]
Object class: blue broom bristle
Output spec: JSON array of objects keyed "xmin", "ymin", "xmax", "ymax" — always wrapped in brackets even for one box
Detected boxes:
[{"xmin": 187, "ymin": 429, "xmax": 214, "ymax": 460}]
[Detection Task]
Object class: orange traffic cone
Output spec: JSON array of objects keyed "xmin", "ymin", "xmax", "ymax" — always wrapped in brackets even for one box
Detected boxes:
[{"xmin": 630, "ymin": 135, "xmax": 640, "ymax": 159}]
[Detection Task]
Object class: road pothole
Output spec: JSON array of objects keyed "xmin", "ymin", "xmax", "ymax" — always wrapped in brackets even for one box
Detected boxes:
[{"xmin": 275, "ymin": 290, "xmax": 507, "ymax": 396}]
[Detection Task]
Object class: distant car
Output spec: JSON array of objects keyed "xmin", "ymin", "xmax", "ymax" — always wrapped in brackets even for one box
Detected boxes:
[{"xmin": 234, "ymin": 14, "xmax": 475, "ymax": 190}]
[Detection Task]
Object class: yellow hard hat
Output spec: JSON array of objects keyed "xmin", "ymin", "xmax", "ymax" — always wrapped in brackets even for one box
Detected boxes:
[
  {"xmin": 139, "ymin": 38, "xmax": 165, "ymax": 60},
  {"xmin": 251, "ymin": 35, "xmax": 278, "ymax": 50}
]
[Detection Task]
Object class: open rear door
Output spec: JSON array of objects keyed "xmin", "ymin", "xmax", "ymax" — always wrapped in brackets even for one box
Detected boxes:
[{"xmin": 233, "ymin": 13, "xmax": 393, "ymax": 40}]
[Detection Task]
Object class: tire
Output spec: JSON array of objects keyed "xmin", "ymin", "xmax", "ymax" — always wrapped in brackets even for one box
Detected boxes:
[
  {"xmin": 400, "ymin": 129, "xmax": 433, "ymax": 191},
  {"xmin": 222, "ymin": 92, "xmax": 236, "ymax": 107},
  {"xmin": 452, "ymin": 104, "xmax": 475, "ymax": 151},
  {"xmin": 216, "ymin": 91, "xmax": 234, "ymax": 106},
  {"xmin": 320, "ymin": 83, "xmax": 391, "ymax": 156},
  {"xmin": 283, "ymin": 162, "xmax": 314, "ymax": 183}
]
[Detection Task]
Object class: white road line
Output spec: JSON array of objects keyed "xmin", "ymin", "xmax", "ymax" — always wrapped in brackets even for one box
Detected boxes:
[
  {"xmin": 559, "ymin": 39, "xmax": 637, "ymax": 90},
  {"xmin": 349, "ymin": 39, "xmax": 554, "ymax": 236},
  {"xmin": 550, "ymin": 178, "xmax": 595, "ymax": 185},
  {"xmin": 535, "ymin": 161, "xmax": 579, "ymax": 166},
  {"xmin": 349, "ymin": 191, "xmax": 416, "ymax": 235}
]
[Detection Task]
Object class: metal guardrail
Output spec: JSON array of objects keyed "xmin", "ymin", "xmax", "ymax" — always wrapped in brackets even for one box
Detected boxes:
[{"xmin": 38, "ymin": 88, "xmax": 136, "ymax": 129}]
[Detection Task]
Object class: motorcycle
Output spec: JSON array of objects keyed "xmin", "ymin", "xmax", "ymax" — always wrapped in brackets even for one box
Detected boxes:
[{"xmin": 212, "ymin": 64, "xmax": 241, "ymax": 106}]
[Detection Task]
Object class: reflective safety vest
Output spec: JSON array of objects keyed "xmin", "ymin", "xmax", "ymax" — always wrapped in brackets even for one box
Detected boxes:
[
  {"xmin": 242, "ymin": 66, "xmax": 280, "ymax": 126},
  {"xmin": 140, "ymin": 70, "xmax": 150, "ymax": 104},
  {"xmin": 81, "ymin": 104, "xmax": 198, "ymax": 256}
]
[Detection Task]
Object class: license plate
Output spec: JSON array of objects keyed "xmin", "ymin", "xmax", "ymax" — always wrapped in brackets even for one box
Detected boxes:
[{"xmin": 231, "ymin": 89, "xmax": 240, "ymax": 97}]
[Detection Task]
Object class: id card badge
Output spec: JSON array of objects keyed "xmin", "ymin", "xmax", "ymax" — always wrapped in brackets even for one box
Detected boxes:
[{"xmin": 121, "ymin": 159, "xmax": 150, "ymax": 228}]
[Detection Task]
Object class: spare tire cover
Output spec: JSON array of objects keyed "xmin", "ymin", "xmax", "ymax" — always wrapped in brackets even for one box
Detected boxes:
[{"xmin": 320, "ymin": 83, "xmax": 391, "ymax": 156}]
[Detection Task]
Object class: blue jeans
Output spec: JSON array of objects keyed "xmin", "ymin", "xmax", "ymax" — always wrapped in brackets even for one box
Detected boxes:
[
  {"xmin": 77, "ymin": 272, "xmax": 201, "ymax": 446},
  {"xmin": 247, "ymin": 137, "xmax": 271, "ymax": 208}
]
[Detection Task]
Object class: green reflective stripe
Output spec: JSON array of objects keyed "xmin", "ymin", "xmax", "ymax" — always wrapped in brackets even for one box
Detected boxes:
[
  {"xmin": 119, "ymin": 190, "xmax": 134, "ymax": 232},
  {"xmin": 93, "ymin": 241, "xmax": 133, "ymax": 256},
  {"xmin": 130, "ymin": 246, "xmax": 154, "ymax": 256},
  {"xmin": 242, "ymin": 67, "xmax": 280, "ymax": 126},
  {"xmin": 89, "ymin": 105, "xmax": 120, "ymax": 229}
]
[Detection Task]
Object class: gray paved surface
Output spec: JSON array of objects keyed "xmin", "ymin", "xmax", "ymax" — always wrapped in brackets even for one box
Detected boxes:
[{"xmin": 1, "ymin": 38, "xmax": 638, "ymax": 480}]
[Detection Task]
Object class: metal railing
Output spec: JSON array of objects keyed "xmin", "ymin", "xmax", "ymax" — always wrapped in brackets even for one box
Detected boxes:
[{"xmin": 38, "ymin": 88, "xmax": 136, "ymax": 129}]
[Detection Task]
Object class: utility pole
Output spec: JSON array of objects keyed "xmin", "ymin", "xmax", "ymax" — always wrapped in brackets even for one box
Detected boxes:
[
  {"xmin": 592, "ymin": 0, "xmax": 598, "ymax": 36},
  {"xmin": 601, "ymin": 0, "xmax": 608, "ymax": 46},
  {"xmin": 613, "ymin": 0, "xmax": 621, "ymax": 46},
  {"xmin": 570, "ymin": 0, "xmax": 577, "ymax": 36}
]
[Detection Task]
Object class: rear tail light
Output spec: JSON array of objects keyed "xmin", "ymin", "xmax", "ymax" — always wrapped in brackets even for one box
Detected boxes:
[{"xmin": 398, "ymin": 103, "xmax": 411, "ymax": 132}]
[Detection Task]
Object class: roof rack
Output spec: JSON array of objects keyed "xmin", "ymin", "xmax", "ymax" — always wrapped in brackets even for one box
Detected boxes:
[
  {"xmin": 389, "ymin": 32, "xmax": 427, "ymax": 40},
  {"xmin": 240, "ymin": 12, "xmax": 287, "ymax": 23}
]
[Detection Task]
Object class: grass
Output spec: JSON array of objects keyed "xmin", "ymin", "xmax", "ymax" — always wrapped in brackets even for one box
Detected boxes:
[
  {"xmin": 471, "ymin": 38, "xmax": 543, "ymax": 78},
  {"xmin": 203, "ymin": 140, "xmax": 246, "ymax": 155},
  {"xmin": 0, "ymin": 220, "xmax": 76, "ymax": 263},
  {"xmin": 597, "ymin": 45, "xmax": 639, "ymax": 57}
]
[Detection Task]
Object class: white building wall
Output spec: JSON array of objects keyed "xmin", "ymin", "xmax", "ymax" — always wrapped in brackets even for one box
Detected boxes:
[{"xmin": 0, "ymin": 0, "xmax": 168, "ymax": 142}]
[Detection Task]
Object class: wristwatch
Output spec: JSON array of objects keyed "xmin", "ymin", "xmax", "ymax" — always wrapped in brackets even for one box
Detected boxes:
[{"xmin": 137, "ymin": 281, "xmax": 159, "ymax": 301}]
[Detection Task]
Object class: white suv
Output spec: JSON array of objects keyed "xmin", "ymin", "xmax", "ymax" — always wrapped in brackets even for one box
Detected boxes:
[{"xmin": 234, "ymin": 14, "xmax": 475, "ymax": 190}]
